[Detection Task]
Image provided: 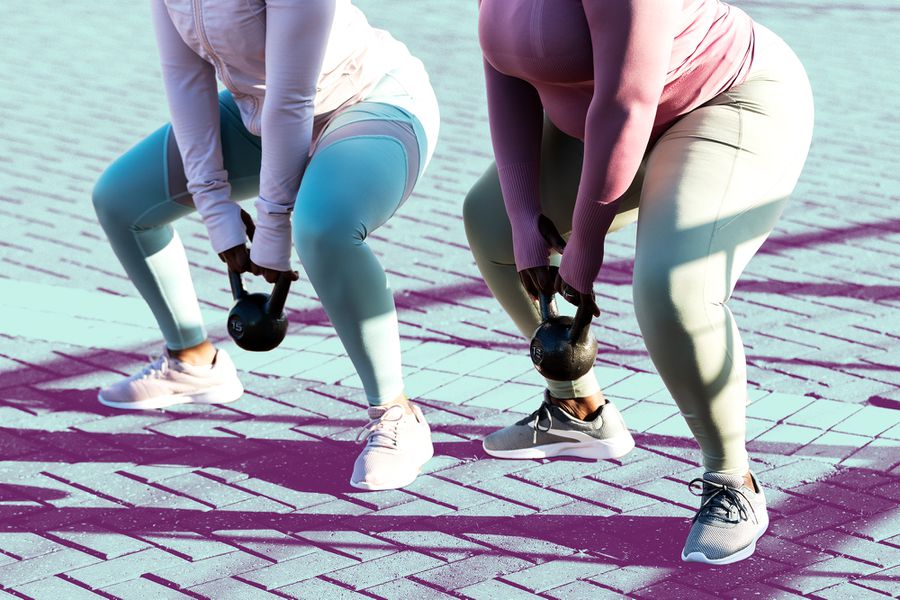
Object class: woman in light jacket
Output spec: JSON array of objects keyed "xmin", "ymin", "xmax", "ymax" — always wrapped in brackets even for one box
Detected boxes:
[{"xmin": 92, "ymin": 0, "xmax": 440, "ymax": 491}]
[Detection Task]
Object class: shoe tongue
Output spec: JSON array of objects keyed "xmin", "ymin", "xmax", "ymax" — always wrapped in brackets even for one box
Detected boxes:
[
  {"xmin": 368, "ymin": 404, "xmax": 404, "ymax": 420},
  {"xmin": 703, "ymin": 472, "xmax": 746, "ymax": 490}
]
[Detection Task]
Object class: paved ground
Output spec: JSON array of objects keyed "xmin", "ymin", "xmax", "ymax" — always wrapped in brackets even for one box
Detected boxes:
[{"xmin": 1, "ymin": 1, "xmax": 899, "ymax": 598}]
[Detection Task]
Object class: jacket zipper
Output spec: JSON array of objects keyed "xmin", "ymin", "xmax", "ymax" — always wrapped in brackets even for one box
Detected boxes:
[{"xmin": 192, "ymin": 0, "xmax": 262, "ymax": 131}]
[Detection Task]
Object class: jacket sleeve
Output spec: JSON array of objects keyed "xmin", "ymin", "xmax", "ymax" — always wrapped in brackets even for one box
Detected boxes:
[
  {"xmin": 150, "ymin": 0, "xmax": 246, "ymax": 254},
  {"xmin": 482, "ymin": 58, "xmax": 548, "ymax": 272},
  {"xmin": 250, "ymin": 0, "xmax": 336, "ymax": 271},
  {"xmin": 558, "ymin": 1, "xmax": 680, "ymax": 293}
]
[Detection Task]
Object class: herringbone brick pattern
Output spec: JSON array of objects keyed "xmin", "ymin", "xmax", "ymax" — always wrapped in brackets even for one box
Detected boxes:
[{"xmin": 0, "ymin": 1, "xmax": 898, "ymax": 598}]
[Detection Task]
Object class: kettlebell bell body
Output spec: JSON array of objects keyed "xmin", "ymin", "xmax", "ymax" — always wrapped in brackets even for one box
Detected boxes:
[
  {"xmin": 530, "ymin": 293, "xmax": 598, "ymax": 381},
  {"xmin": 227, "ymin": 271, "xmax": 291, "ymax": 352}
]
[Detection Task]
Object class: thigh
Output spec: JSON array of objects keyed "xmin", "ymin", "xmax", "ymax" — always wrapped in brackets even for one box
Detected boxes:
[
  {"xmin": 539, "ymin": 119, "xmax": 643, "ymax": 237},
  {"xmin": 464, "ymin": 117, "xmax": 642, "ymax": 255},
  {"xmin": 635, "ymin": 71, "xmax": 814, "ymax": 303},
  {"xmin": 98, "ymin": 91, "xmax": 264, "ymax": 230},
  {"xmin": 296, "ymin": 101, "xmax": 425, "ymax": 234}
]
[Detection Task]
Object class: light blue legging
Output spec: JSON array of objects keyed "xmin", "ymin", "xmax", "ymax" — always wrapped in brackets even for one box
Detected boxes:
[{"xmin": 93, "ymin": 89, "xmax": 434, "ymax": 405}]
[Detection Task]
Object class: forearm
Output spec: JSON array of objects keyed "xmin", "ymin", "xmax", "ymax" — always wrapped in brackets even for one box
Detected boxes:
[
  {"xmin": 483, "ymin": 60, "xmax": 546, "ymax": 270},
  {"xmin": 560, "ymin": 0, "xmax": 679, "ymax": 293},
  {"xmin": 151, "ymin": 0, "xmax": 244, "ymax": 253},
  {"xmin": 250, "ymin": 0, "xmax": 336, "ymax": 271}
]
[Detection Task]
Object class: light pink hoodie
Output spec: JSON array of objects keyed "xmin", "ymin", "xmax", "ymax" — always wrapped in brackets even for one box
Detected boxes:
[{"xmin": 152, "ymin": 0, "xmax": 416, "ymax": 270}]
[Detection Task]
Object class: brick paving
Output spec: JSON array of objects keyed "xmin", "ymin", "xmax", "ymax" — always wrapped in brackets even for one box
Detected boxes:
[{"xmin": 1, "ymin": 1, "xmax": 898, "ymax": 598}]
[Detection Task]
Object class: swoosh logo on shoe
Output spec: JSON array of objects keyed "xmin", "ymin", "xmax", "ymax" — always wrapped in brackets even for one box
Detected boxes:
[{"xmin": 542, "ymin": 428, "xmax": 604, "ymax": 443}]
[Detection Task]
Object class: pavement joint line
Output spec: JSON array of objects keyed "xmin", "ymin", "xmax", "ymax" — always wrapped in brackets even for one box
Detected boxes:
[
  {"xmin": 141, "ymin": 573, "xmax": 205, "ymax": 599},
  {"xmin": 428, "ymin": 473, "xmax": 545, "ymax": 513},
  {"xmin": 113, "ymin": 470, "xmax": 219, "ymax": 510},
  {"xmin": 207, "ymin": 541, "xmax": 279, "ymax": 567},
  {"xmin": 288, "ymin": 536, "xmax": 368, "ymax": 565},
  {"xmin": 364, "ymin": 532, "xmax": 455, "ymax": 566},
  {"xmin": 37, "ymin": 471, "xmax": 130, "ymax": 510},
  {"xmin": 54, "ymin": 573, "xmax": 115, "ymax": 599},
  {"xmin": 233, "ymin": 576, "xmax": 295, "ymax": 598},
  {"xmin": 509, "ymin": 475, "xmax": 626, "ymax": 515},
  {"xmin": 584, "ymin": 474, "xmax": 696, "ymax": 512},
  {"xmin": 627, "ymin": 442, "xmax": 698, "ymax": 468}
]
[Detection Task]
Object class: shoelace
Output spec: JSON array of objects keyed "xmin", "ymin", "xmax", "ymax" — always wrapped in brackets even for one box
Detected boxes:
[
  {"xmin": 688, "ymin": 478, "xmax": 758, "ymax": 525},
  {"xmin": 136, "ymin": 354, "xmax": 169, "ymax": 380},
  {"xmin": 356, "ymin": 405, "xmax": 405, "ymax": 449},
  {"xmin": 529, "ymin": 402, "xmax": 554, "ymax": 444}
]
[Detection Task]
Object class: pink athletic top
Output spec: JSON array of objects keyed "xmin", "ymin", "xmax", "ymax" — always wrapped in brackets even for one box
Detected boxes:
[
  {"xmin": 152, "ymin": 0, "xmax": 416, "ymax": 269},
  {"xmin": 479, "ymin": 0, "xmax": 756, "ymax": 293}
]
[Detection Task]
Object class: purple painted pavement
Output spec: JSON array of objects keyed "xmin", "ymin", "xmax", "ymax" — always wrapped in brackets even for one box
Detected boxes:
[{"xmin": 1, "ymin": 0, "xmax": 898, "ymax": 598}]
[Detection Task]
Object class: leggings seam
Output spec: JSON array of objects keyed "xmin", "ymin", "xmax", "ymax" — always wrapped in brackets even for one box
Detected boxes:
[
  {"xmin": 702, "ymin": 94, "xmax": 744, "ymax": 371},
  {"xmin": 310, "ymin": 135, "xmax": 411, "ymax": 234}
]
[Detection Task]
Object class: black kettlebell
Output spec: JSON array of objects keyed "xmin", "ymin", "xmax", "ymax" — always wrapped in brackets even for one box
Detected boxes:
[
  {"xmin": 225, "ymin": 208, "xmax": 292, "ymax": 352},
  {"xmin": 530, "ymin": 292, "xmax": 598, "ymax": 380},
  {"xmin": 227, "ymin": 270, "xmax": 291, "ymax": 352},
  {"xmin": 528, "ymin": 213, "xmax": 598, "ymax": 380}
]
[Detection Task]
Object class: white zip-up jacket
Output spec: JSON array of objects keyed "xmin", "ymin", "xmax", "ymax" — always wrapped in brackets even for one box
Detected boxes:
[{"xmin": 152, "ymin": 0, "xmax": 416, "ymax": 270}]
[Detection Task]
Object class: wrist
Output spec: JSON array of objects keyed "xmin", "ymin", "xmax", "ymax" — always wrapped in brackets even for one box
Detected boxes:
[
  {"xmin": 201, "ymin": 202, "xmax": 247, "ymax": 254},
  {"xmin": 511, "ymin": 219, "xmax": 550, "ymax": 272},
  {"xmin": 558, "ymin": 234, "xmax": 600, "ymax": 295},
  {"xmin": 249, "ymin": 212, "xmax": 293, "ymax": 272}
]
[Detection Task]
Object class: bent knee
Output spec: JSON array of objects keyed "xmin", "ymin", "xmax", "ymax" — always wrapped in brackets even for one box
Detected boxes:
[
  {"xmin": 292, "ymin": 207, "xmax": 363, "ymax": 258},
  {"xmin": 92, "ymin": 164, "xmax": 130, "ymax": 226},
  {"xmin": 632, "ymin": 260, "xmax": 712, "ymax": 333}
]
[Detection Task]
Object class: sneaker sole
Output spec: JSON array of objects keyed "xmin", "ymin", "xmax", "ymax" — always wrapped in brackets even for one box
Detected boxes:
[
  {"xmin": 483, "ymin": 431, "xmax": 635, "ymax": 461},
  {"xmin": 681, "ymin": 511, "xmax": 770, "ymax": 565},
  {"xmin": 349, "ymin": 447, "xmax": 435, "ymax": 491},
  {"xmin": 98, "ymin": 379, "xmax": 244, "ymax": 410}
]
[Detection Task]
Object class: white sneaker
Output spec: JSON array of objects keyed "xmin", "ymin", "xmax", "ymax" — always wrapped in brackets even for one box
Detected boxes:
[
  {"xmin": 98, "ymin": 348, "xmax": 244, "ymax": 410},
  {"xmin": 350, "ymin": 403, "xmax": 434, "ymax": 491}
]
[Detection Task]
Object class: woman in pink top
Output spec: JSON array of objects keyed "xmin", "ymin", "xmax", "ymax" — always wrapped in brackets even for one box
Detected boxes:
[
  {"xmin": 92, "ymin": 0, "xmax": 440, "ymax": 491},
  {"xmin": 464, "ymin": 0, "xmax": 813, "ymax": 563}
]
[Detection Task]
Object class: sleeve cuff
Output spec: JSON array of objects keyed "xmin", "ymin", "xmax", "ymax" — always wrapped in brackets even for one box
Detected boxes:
[
  {"xmin": 255, "ymin": 195, "xmax": 294, "ymax": 217},
  {"xmin": 558, "ymin": 234, "xmax": 602, "ymax": 295},
  {"xmin": 249, "ymin": 212, "xmax": 293, "ymax": 271},
  {"xmin": 200, "ymin": 201, "xmax": 248, "ymax": 254},
  {"xmin": 511, "ymin": 227, "xmax": 550, "ymax": 272}
]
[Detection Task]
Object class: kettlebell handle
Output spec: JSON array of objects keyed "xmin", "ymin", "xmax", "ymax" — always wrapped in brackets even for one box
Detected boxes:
[
  {"xmin": 537, "ymin": 291, "xmax": 558, "ymax": 322},
  {"xmin": 227, "ymin": 210, "xmax": 257, "ymax": 300},
  {"xmin": 265, "ymin": 272, "xmax": 292, "ymax": 317},
  {"xmin": 228, "ymin": 270, "xmax": 247, "ymax": 300},
  {"xmin": 570, "ymin": 301, "xmax": 593, "ymax": 344},
  {"xmin": 536, "ymin": 213, "xmax": 594, "ymax": 343}
]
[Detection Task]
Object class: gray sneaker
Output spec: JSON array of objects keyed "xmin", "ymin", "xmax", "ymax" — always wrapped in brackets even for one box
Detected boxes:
[
  {"xmin": 482, "ymin": 392, "xmax": 635, "ymax": 460},
  {"xmin": 682, "ymin": 472, "xmax": 769, "ymax": 565}
]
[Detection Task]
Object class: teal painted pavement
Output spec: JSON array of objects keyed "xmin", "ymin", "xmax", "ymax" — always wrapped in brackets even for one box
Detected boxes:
[{"xmin": 0, "ymin": 1, "xmax": 898, "ymax": 598}]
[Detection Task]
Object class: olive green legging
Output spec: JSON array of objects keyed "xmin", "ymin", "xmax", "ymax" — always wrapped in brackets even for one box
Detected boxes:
[{"xmin": 464, "ymin": 26, "xmax": 814, "ymax": 474}]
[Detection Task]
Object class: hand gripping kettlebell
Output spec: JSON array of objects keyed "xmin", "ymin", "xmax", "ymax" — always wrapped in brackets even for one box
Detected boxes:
[
  {"xmin": 225, "ymin": 209, "xmax": 292, "ymax": 352},
  {"xmin": 227, "ymin": 270, "xmax": 291, "ymax": 352},
  {"xmin": 528, "ymin": 213, "xmax": 598, "ymax": 380},
  {"xmin": 530, "ymin": 292, "xmax": 598, "ymax": 381}
]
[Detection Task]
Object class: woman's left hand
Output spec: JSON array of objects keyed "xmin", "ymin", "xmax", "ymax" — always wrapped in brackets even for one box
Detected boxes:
[
  {"xmin": 535, "ymin": 214, "xmax": 601, "ymax": 318},
  {"xmin": 250, "ymin": 262, "xmax": 300, "ymax": 284},
  {"xmin": 553, "ymin": 270, "xmax": 601, "ymax": 318}
]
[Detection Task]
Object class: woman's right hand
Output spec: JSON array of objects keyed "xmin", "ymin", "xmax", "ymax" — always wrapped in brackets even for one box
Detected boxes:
[
  {"xmin": 519, "ymin": 265, "xmax": 558, "ymax": 301},
  {"xmin": 217, "ymin": 209, "xmax": 257, "ymax": 273},
  {"xmin": 219, "ymin": 244, "xmax": 252, "ymax": 274}
]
